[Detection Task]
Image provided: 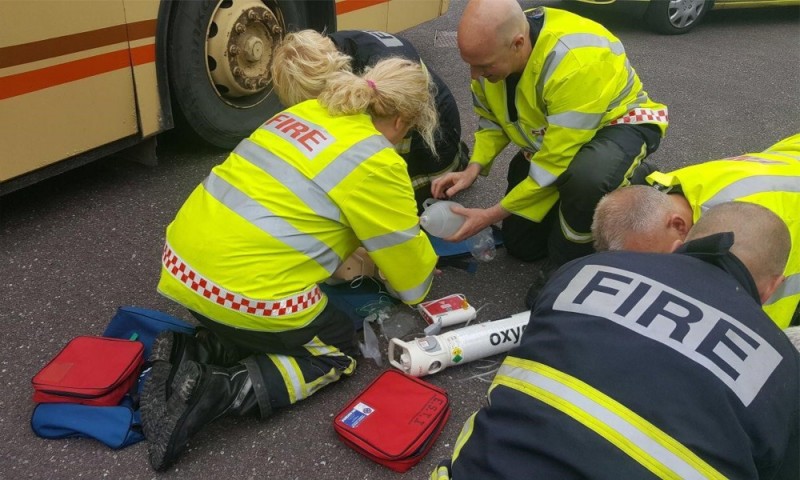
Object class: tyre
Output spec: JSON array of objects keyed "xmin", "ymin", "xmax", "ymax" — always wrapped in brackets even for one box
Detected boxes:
[
  {"xmin": 166, "ymin": 0, "xmax": 320, "ymax": 149},
  {"xmin": 644, "ymin": 0, "xmax": 714, "ymax": 35}
]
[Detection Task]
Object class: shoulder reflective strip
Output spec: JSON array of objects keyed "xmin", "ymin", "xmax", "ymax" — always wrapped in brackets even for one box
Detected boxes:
[
  {"xmin": 234, "ymin": 139, "xmax": 341, "ymax": 221},
  {"xmin": 540, "ymin": 33, "xmax": 625, "ymax": 88},
  {"xmin": 558, "ymin": 208, "xmax": 593, "ymax": 243},
  {"xmin": 451, "ymin": 412, "xmax": 478, "ymax": 464},
  {"xmin": 701, "ymin": 175, "xmax": 800, "ymax": 212},
  {"xmin": 396, "ymin": 271, "xmax": 435, "ymax": 303},
  {"xmin": 547, "ymin": 110, "xmax": 604, "ymax": 130},
  {"xmin": 203, "ymin": 173, "xmax": 341, "ymax": 274},
  {"xmin": 268, "ymin": 353, "xmax": 306, "ymax": 404},
  {"xmin": 361, "ymin": 224, "xmax": 420, "ymax": 252},
  {"xmin": 478, "ymin": 117, "xmax": 503, "ymax": 131},
  {"xmin": 766, "ymin": 272, "xmax": 800, "ymax": 306},
  {"xmin": 528, "ymin": 159, "xmax": 559, "ymax": 187},
  {"xmin": 314, "ymin": 134, "xmax": 391, "ymax": 192},
  {"xmin": 496, "ymin": 358, "xmax": 726, "ymax": 480}
]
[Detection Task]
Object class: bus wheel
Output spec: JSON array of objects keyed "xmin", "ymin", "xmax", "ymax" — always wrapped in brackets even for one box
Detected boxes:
[{"xmin": 167, "ymin": 0, "xmax": 306, "ymax": 149}]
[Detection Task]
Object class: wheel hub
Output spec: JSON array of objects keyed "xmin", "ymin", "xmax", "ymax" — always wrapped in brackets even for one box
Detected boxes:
[{"xmin": 206, "ymin": 0, "xmax": 283, "ymax": 104}]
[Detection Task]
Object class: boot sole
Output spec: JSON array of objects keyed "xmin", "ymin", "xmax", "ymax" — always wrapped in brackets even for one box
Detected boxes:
[
  {"xmin": 139, "ymin": 332, "xmax": 176, "ymax": 441},
  {"xmin": 150, "ymin": 330, "xmax": 176, "ymax": 363},
  {"xmin": 147, "ymin": 360, "xmax": 202, "ymax": 471}
]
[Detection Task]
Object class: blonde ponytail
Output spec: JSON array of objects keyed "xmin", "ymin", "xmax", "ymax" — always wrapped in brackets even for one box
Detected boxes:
[{"xmin": 319, "ymin": 57, "xmax": 439, "ymax": 157}]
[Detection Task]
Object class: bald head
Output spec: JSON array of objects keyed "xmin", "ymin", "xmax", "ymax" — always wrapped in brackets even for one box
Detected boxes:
[
  {"xmin": 459, "ymin": 0, "xmax": 525, "ymax": 50},
  {"xmin": 458, "ymin": 0, "xmax": 529, "ymax": 81},
  {"xmin": 687, "ymin": 201, "xmax": 790, "ymax": 302}
]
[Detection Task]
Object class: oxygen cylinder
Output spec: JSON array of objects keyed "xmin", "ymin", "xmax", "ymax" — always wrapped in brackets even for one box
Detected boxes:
[{"xmin": 388, "ymin": 311, "xmax": 531, "ymax": 377}]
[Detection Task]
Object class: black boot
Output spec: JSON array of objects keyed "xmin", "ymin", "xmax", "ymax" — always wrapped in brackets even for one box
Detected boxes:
[
  {"xmin": 140, "ymin": 329, "xmax": 246, "ymax": 442},
  {"xmin": 146, "ymin": 361, "xmax": 261, "ymax": 471}
]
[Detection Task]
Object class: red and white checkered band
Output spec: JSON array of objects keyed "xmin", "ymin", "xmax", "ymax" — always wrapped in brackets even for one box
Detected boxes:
[
  {"xmin": 609, "ymin": 108, "xmax": 669, "ymax": 126},
  {"xmin": 162, "ymin": 243, "xmax": 321, "ymax": 317}
]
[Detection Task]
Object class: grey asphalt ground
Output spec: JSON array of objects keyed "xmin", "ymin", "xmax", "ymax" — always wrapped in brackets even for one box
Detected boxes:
[{"xmin": 2, "ymin": 1, "xmax": 799, "ymax": 478}]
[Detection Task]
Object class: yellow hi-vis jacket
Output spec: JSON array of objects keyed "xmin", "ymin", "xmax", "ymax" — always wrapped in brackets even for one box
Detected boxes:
[
  {"xmin": 648, "ymin": 133, "xmax": 800, "ymax": 329},
  {"xmin": 158, "ymin": 100, "xmax": 437, "ymax": 332},
  {"xmin": 471, "ymin": 7, "xmax": 668, "ymax": 222}
]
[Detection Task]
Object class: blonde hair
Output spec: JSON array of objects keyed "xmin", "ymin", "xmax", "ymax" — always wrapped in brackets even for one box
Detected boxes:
[
  {"xmin": 592, "ymin": 185, "xmax": 674, "ymax": 251},
  {"xmin": 318, "ymin": 57, "xmax": 439, "ymax": 156},
  {"xmin": 270, "ymin": 29, "xmax": 352, "ymax": 107}
]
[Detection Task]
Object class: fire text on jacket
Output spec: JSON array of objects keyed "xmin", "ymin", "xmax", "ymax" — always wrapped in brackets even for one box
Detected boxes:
[
  {"xmin": 263, "ymin": 113, "xmax": 333, "ymax": 158},
  {"xmin": 553, "ymin": 264, "xmax": 782, "ymax": 407}
]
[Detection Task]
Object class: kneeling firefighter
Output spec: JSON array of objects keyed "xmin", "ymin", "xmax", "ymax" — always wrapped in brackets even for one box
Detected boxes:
[{"xmin": 140, "ymin": 57, "xmax": 439, "ymax": 471}]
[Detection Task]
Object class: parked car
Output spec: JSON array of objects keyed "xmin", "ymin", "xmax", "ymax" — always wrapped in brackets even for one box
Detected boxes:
[{"xmin": 573, "ymin": 0, "xmax": 800, "ymax": 34}]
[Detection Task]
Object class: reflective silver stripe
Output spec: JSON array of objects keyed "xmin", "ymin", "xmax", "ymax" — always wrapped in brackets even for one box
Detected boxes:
[
  {"xmin": 559, "ymin": 208, "xmax": 593, "ymax": 243},
  {"xmin": 233, "ymin": 139, "xmax": 341, "ymax": 221},
  {"xmin": 203, "ymin": 173, "xmax": 341, "ymax": 274},
  {"xmin": 701, "ymin": 175, "xmax": 800, "ymax": 212},
  {"xmin": 361, "ymin": 225, "xmax": 420, "ymax": 252},
  {"xmin": 528, "ymin": 161, "xmax": 558, "ymax": 187},
  {"xmin": 396, "ymin": 271, "xmax": 434, "ymax": 303},
  {"xmin": 766, "ymin": 272, "xmax": 800, "ymax": 306},
  {"xmin": 315, "ymin": 134, "xmax": 391, "ymax": 192},
  {"xmin": 497, "ymin": 361, "xmax": 723, "ymax": 479},
  {"xmin": 764, "ymin": 151, "xmax": 800, "ymax": 161},
  {"xmin": 472, "ymin": 89, "xmax": 490, "ymax": 112},
  {"xmin": 541, "ymin": 33, "xmax": 625, "ymax": 88},
  {"xmin": 547, "ymin": 110, "xmax": 604, "ymax": 130},
  {"xmin": 478, "ymin": 116, "xmax": 503, "ymax": 131},
  {"xmin": 275, "ymin": 354, "xmax": 306, "ymax": 401}
]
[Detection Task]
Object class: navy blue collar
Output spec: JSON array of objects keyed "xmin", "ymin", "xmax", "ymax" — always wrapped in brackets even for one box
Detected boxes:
[{"xmin": 675, "ymin": 232, "xmax": 761, "ymax": 304}]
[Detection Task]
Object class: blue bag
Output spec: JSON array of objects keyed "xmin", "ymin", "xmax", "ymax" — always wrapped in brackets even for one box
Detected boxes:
[
  {"xmin": 103, "ymin": 306, "xmax": 195, "ymax": 358},
  {"xmin": 31, "ymin": 307, "xmax": 195, "ymax": 449},
  {"xmin": 31, "ymin": 395, "xmax": 145, "ymax": 449}
]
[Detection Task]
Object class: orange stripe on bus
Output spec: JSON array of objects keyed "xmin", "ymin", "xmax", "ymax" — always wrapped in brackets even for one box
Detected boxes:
[
  {"xmin": 0, "ymin": 20, "xmax": 156, "ymax": 69},
  {"xmin": 336, "ymin": 0, "xmax": 391, "ymax": 15},
  {"xmin": 0, "ymin": 45, "xmax": 155, "ymax": 101},
  {"xmin": 130, "ymin": 44, "xmax": 156, "ymax": 66}
]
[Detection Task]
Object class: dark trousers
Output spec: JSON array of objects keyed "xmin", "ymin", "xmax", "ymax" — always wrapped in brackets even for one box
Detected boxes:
[
  {"xmin": 190, "ymin": 304, "xmax": 357, "ymax": 415},
  {"xmin": 503, "ymin": 124, "xmax": 661, "ymax": 266},
  {"xmin": 405, "ymin": 83, "xmax": 469, "ymax": 213}
]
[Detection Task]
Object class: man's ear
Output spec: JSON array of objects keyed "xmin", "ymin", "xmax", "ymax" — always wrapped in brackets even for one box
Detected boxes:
[
  {"xmin": 760, "ymin": 274, "xmax": 785, "ymax": 304},
  {"xmin": 667, "ymin": 213, "xmax": 691, "ymax": 239}
]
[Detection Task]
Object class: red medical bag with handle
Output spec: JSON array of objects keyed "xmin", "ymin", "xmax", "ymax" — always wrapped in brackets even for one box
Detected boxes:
[
  {"xmin": 32, "ymin": 336, "xmax": 144, "ymax": 406},
  {"xmin": 333, "ymin": 369, "xmax": 450, "ymax": 472}
]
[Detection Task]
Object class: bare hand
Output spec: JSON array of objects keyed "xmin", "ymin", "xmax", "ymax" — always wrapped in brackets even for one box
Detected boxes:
[
  {"xmin": 431, "ymin": 164, "xmax": 481, "ymax": 199},
  {"xmin": 444, "ymin": 204, "xmax": 511, "ymax": 242}
]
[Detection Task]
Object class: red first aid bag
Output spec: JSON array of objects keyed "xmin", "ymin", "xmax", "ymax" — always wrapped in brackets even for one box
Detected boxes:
[
  {"xmin": 333, "ymin": 369, "xmax": 450, "ymax": 472},
  {"xmin": 32, "ymin": 336, "xmax": 144, "ymax": 406}
]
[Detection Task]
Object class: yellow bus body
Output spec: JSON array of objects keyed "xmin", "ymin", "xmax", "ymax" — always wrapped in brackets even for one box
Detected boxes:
[{"xmin": 0, "ymin": 0, "xmax": 449, "ymax": 193}]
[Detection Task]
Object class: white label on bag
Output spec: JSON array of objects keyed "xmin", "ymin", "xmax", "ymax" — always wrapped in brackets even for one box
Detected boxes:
[{"xmin": 341, "ymin": 402, "xmax": 375, "ymax": 429}]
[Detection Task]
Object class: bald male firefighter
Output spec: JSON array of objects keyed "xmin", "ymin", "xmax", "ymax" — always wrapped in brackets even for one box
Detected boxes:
[{"xmin": 434, "ymin": 2, "xmax": 668, "ymax": 278}]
